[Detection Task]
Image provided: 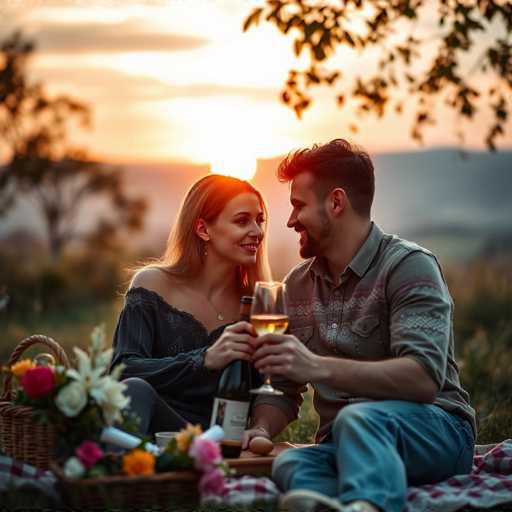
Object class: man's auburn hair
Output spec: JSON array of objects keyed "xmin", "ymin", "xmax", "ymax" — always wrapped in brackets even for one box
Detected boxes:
[{"xmin": 277, "ymin": 138, "xmax": 375, "ymax": 218}]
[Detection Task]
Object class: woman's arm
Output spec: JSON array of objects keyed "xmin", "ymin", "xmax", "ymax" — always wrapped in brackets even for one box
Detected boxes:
[{"xmin": 111, "ymin": 293, "xmax": 213, "ymax": 393}]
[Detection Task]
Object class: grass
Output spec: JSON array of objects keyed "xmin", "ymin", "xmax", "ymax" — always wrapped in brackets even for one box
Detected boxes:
[{"xmin": 1, "ymin": 294, "xmax": 512, "ymax": 511}]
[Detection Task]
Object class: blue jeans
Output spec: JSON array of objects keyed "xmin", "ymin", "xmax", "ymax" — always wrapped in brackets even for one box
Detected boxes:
[{"xmin": 272, "ymin": 401, "xmax": 475, "ymax": 512}]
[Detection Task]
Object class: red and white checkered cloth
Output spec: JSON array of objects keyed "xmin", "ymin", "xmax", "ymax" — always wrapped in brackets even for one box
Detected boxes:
[
  {"xmin": 405, "ymin": 440, "xmax": 512, "ymax": 511},
  {"xmin": 202, "ymin": 475, "xmax": 279, "ymax": 506},
  {"xmin": 1, "ymin": 441, "xmax": 512, "ymax": 510},
  {"xmin": 212, "ymin": 442, "xmax": 512, "ymax": 509}
]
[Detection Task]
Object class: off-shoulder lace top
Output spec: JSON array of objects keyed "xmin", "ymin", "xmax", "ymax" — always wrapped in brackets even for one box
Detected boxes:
[{"xmin": 111, "ymin": 286, "xmax": 227, "ymax": 429}]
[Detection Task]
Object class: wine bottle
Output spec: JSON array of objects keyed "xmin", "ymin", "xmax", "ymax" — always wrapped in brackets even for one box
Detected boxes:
[{"xmin": 210, "ymin": 295, "xmax": 254, "ymax": 458}]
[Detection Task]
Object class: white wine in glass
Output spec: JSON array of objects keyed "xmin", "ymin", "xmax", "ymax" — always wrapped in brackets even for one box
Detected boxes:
[{"xmin": 250, "ymin": 281, "xmax": 289, "ymax": 396}]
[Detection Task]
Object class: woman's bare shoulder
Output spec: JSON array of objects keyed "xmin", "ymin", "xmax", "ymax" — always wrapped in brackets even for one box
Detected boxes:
[{"xmin": 130, "ymin": 267, "xmax": 173, "ymax": 296}]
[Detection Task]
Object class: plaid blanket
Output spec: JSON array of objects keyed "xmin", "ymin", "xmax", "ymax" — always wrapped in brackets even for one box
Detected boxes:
[
  {"xmin": 0, "ymin": 454, "xmax": 60, "ymax": 505},
  {"xmin": 1, "ymin": 441, "xmax": 512, "ymax": 510},
  {"xmin": 202, "ymin": 475, "xmax": 279, "ymax": 506},
  {"xmin": 405, "ymin": 440, "xmax": 512, "ymax": 511}
]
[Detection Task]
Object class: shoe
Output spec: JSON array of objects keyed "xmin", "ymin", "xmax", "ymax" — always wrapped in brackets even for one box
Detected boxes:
[
  {"xmin": 280, "ymin": 489, "xmax": 345, "ymax": 512},
  {"xmin": 344, "ymin": 501, "xmax": 380, "ymax": 512}
]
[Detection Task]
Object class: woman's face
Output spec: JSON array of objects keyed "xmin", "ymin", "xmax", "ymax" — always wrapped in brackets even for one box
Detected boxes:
[{"xmin": 206, "ymin": 192, "xmax": 265, "ymax": 267}]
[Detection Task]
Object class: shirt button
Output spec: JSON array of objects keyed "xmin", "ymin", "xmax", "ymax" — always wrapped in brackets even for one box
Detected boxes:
[{"xmin": 331, "ymin": 322, "xmax": 338, "ymax": 329}]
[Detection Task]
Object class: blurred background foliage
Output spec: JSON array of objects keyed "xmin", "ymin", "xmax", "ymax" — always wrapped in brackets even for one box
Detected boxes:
[{"xmin": 1, "ymin": 250, "xmax": 511, "ymax": 445}]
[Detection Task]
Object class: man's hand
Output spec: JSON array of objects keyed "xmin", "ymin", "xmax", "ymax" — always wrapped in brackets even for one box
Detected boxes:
[
  {"xmin": 242, "ymin": 425, "xmax": 271, "ymax": 450},
  {"xmin": 251, "ymin": 333, "xmax": 324, "ymax": 383}
]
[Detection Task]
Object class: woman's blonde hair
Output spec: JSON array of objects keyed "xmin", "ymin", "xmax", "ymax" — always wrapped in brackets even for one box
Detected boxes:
[{"xmin": 131, "ymin": 174, "xmax": 272, "ymax": 294}]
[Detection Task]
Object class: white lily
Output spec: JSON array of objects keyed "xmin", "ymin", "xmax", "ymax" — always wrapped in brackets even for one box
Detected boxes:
[
  {"xmin": 67, "ymin": 347, "xmax": 104, "ymax": 391},
  {"xmin": 90, "ymin": 324, "xmax": 106, "ymax": 352},
  {"xmin": 110, "ymin": 363, "xmax": 126, "ymax": 382},
  {"xmin": 90, "ymin": 377, "xmax": 130, "ymax": 426},
  {"xmin": 94, "ymin": 347, "xmax": 113, "ymax": 371}
]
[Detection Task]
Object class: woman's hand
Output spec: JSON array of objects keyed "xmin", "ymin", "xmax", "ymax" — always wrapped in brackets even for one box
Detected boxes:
[{"xmin": 204, "ymin": 321, "xmax": 256, "ymax": 370}]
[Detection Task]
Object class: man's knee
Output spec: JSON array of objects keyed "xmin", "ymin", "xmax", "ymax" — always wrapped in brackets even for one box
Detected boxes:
[
  {"xmin": 272, "ymin": 449, "xmax": 302, "ymax": 491},
  {"xmin": 333, "ymin": 402, "xmax": 384, "ymax": 434}
]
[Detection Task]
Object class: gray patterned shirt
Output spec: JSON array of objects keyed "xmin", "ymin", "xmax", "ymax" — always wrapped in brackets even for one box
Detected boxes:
[{"xmin": 256, "ymin": 223, "xmax": 476, "ymax": 441}]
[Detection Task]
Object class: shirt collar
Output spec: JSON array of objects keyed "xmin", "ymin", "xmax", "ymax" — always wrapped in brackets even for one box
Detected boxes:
[
  {"xmin": 308, "ymin": 222, "xmax": 384, "ymax": 282},
  {"xmin": 348, "ymin": 222, "xmax": 384, "ymax": 278}
]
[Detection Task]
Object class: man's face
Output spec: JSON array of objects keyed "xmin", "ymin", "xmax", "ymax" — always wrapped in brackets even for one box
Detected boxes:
[{"xmin": 287, "ymin": 172, "xmax": 331, "ymax": 259}]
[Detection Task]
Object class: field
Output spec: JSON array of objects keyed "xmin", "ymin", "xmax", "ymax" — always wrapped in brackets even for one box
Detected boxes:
[{"xmin": 1, "ymin": 259, "xmax": 511, "ymax": 510}]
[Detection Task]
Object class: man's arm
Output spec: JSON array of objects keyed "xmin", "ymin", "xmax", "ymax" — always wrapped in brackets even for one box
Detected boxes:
[
  {"xmin": 253, "ymin": 336, "xmax": 437, "ymax": 403},
  {"xmin": 253, "ymin": 251, "xmax": 450, "ymax": 403},
  {"xmin": 242, "ymin": 403, "xmax": 291, "ymax": 448},
  {"xmin": 245, "ymin": 357, "xmax": 437, "ymax": 449},
  {"xmin": 311, "ymin": 355, "xmax": 438, "ymax": 402}
]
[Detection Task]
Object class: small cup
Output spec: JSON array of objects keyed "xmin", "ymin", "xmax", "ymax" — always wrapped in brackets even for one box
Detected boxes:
[{"xmin": 155, "ymin": 431, "xmax": 179, "ymax": 450}]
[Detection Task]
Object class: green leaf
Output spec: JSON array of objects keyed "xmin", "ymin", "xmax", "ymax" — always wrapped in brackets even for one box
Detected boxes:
[
  {"xmin": 344, "ymin": 31, "xmax": 356, "ymax": 48},
  {"xmin": 496, "ymin": 108, "xmax": 508, "ymax": 121},
  {"xmin": 306, "ymin": 71, "xmax": 320, "ymax": 84},
  {"xmin": 313, "ymin": 45, "xmax": 326, "ymax": 61},
  {"xmin": 461, "ymin": 102, "xmax": 474, "ymax": 117},
  {"xmin": 294, "ymin": 39, "xmax": 304, "ymax": 57},
  {"xmin": 304, "ymin": 22, "xmax": 322, "ymax": 41},
  {"xmin": 89, "ymin": 465, "xmax": 108, "ymax": 478},
  {"xmin": 243, "ymin": 8, "xmax": 263, "ymax": 32}
]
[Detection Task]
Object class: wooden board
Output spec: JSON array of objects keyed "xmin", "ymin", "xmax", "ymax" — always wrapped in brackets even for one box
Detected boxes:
[{"xmin": 226, "ymin": 442, "xmax": 313, "ymax": 476}]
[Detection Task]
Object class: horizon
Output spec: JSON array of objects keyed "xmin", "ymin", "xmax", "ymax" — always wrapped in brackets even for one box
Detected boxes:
[{"xmin": 65, "ymin": 145, "xmax": 512, "ymax": 169}]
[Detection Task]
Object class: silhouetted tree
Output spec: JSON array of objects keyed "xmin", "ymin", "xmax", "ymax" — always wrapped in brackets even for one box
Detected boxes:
[
  {"xmin": 244, "ymin": 0, "xmax": 511, "ymax": 150},
  {"xmin": 0, "ymin": 32, "xmax": 146, "ymax": 260}
]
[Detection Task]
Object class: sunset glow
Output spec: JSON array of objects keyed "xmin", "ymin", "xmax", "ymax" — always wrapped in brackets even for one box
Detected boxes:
[
  {"xmin": 0, "ymin": 0, "xmax": 504, "ymax": 166},
  {"xmin": 209, "ymin": 153, "xmax": 257, "ymax": 181}
]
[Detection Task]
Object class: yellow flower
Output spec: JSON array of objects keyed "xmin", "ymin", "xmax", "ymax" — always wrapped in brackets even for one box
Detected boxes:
[
  {"xmin": 11, "ymin": 359, "xmax": 36, "ymax": 378},
  {"xmin": 122, "ymin": 449, "xmax": 155, "ymax": 476},
  {"xmin": 175, "ymin": 423, "xmax": 203, "ymax": 453}
]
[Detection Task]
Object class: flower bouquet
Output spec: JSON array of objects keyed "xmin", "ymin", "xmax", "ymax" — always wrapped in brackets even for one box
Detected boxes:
[
  {"xmin": 0, "ymin": 326, "xmax": 133, "ymax": 467},
  {"xmin": 55, "ymin": 423, "xmax": 231, "ymax": 509}
]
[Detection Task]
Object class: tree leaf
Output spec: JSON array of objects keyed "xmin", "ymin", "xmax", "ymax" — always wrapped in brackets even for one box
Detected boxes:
[{"xmin": 243, "ymin": 8, "xmax": 263, "ymax": 32}]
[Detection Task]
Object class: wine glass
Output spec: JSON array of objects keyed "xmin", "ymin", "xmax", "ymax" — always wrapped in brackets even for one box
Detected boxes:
[{"xmin": 250, "ymin": 281, "xmax": 289, "ymax": 396}]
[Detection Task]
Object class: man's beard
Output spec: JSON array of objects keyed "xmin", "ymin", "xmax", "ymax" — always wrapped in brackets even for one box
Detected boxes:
[{"xmin": 298, "ymin": 213, "xmax": 331, "ymax": 259}]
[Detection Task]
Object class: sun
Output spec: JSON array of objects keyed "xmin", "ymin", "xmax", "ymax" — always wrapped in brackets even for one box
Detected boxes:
[{"xmin": 209, "ymin": 153, "xmax": 257, "ymax": 181}]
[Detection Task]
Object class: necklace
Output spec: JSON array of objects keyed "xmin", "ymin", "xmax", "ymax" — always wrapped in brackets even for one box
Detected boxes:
[{"xmin": 205, "ymin": 294, "xmax": 224, "ymax": 321}]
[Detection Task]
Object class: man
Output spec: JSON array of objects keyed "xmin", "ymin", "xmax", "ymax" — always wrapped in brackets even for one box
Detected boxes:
[{"xmin": 245, "ymin": 139, "xmax": 475, "ymax": 512}]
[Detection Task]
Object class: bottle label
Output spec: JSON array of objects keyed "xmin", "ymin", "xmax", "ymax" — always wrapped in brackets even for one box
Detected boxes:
[{"xmin": 210, "ymin": 398, "xmax": 250, "ymax": 443}]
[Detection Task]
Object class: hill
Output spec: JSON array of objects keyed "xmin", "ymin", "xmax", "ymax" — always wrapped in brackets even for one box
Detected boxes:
[{"xmin": 1, "ymin": 148, "xmax": 511, "ymax": 277}]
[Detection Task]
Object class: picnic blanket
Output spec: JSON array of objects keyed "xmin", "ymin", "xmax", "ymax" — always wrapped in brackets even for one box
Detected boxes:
[
  {"xmin": 1, "ymin": 441, "xmax": 512, "ymax": 510},
  {"xmin": 405, "ymin": 440, "xmax": 512, "ymax": 512}
]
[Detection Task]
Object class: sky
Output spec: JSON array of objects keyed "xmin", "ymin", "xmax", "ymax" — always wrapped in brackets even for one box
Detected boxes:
[{"xmin": 1, "ymin": 0, "xmax": 508, "ymax": 178}]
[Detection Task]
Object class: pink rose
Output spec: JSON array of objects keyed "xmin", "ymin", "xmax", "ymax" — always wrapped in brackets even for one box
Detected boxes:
[
  {"xmin": 76, "ymin": 441, "xmax": 104, "ymax": 469},
  {"xmin": 189, "ymin": 438, "xmax": 222, "ymax": 471},
  {"xmin": 21, "ymin": 367, "xmax": 55, "ymax": 398},
  {"xmin": 199, "ymin": 468, "xmax": 226, "ymax": 497}
]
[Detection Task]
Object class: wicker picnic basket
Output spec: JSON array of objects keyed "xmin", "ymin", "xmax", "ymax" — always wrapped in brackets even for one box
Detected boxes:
[
  {"xmin": 52, "ymin": 464, "xmax": 200, "ymax": 509},
  {"xmin": 0, "ymin": 334, "xmax": 70, "ymax": 469}
]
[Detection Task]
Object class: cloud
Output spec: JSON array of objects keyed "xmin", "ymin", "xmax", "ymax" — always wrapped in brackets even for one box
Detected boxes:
[
  {"xmin": 35, "ymin": 66, "xmax": 278, "ymax": 102},
  {"xmin": 24, "ymin": 20, "xmax": 209, "ymax": 54}
]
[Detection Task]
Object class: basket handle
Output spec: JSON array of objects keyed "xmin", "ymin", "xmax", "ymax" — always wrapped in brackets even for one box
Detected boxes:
[{"xmin": 2, "ymin": 334, "xmax": 71, "ymax": 401}]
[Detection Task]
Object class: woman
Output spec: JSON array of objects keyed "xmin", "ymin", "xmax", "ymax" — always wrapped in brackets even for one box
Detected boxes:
[{"xmin": 111, "ymin": 174, "xmax": 272, "ymax": 436}]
